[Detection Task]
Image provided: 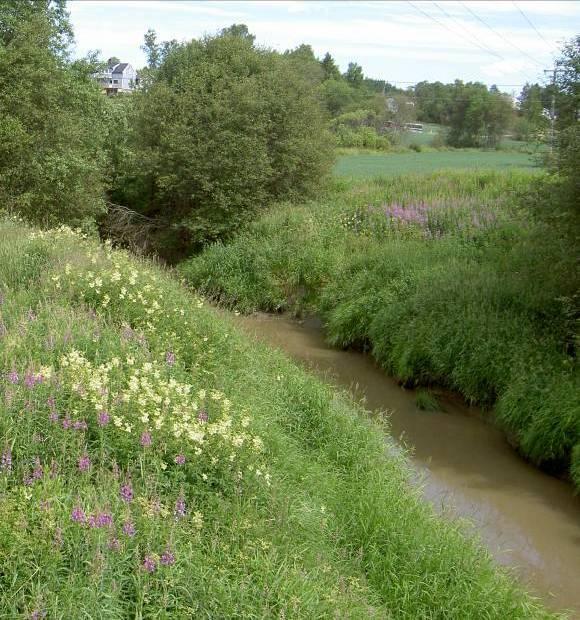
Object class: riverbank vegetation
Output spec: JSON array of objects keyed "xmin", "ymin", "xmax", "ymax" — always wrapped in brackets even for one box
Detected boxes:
[
  {"xmin": 0, "ymin": 219, "xmax": 556, "ymax": 617},
  {"xmin": 180, "ymin": 168, "xmax": 580, "ymax": 491}
]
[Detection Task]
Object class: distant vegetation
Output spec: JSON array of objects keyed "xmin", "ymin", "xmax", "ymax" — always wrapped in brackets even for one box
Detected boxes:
[{"xmin": 180, "ymin": 169, "xmax": 580, "ymax": 490}]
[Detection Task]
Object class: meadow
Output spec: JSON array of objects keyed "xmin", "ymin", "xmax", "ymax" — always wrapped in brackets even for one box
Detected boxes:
[
  {"xmin": 180, "ymin": 169, "xmax": 580, "ymax": 492},
  {"xmin": 0, "ymin": 218, "xmax": 557, "ymax": 617},
  {"xmin": 334, "ymin": 149, "xmax": 540, "ymax": 178}
]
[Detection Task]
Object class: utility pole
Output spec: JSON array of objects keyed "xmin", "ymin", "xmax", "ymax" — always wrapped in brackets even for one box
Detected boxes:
[{"xmin": 543, "ymin": 63, "xmax": 561, "ymax": 154}]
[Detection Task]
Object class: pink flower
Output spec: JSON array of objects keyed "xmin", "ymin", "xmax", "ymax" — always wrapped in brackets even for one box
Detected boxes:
[
  {"xmin": 165, "ymin": 351, "xmax": 175, "ymax": 366},
  {"xmin": 140, "ymin": 431, "xmax": 152, "ymax": 448},
  {"xmin": 78, "ymin": 454, "xmax": 91, "ymax": 472},
  {"xmin": 71, "ymin": 505, "xmax": 86, "ymax": 523},
  {"xmin": 120, "ymin": 483, "xmax": 133, "ymax": 503},
  {"xmin": 142, "ymin": 555, "xmax": 156, "ymax": 573},
  {"xmin": 160, "ymin": 550, "xmax": 175, "ymax": 566},
  {"xmin": 97, "ymin": 411, "xmax": 110, "ymax": 426},
  {"xmin": 174, "ymin": 454, "xmax": 186, "ymax": 465},
  {"xmin": 122, "ymin": 520, "xmax": 136, "ymax": 537}
]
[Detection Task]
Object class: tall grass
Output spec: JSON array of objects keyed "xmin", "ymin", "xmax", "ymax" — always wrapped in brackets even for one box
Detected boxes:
[
  {"xmin": 179, "ymin": 170, "xmax": 580, "ymax": 490},
  {"xmin": 0, "ymin": 219, "xmax": 554, "ymax": 617}
]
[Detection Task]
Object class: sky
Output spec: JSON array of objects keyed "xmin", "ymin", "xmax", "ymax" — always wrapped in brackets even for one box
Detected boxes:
[{"xmin": 68, "ymin": 1, "xmax": 580, "ymax": 94}]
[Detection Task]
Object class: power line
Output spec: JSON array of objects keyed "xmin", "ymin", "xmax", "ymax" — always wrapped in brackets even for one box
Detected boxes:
[
  {"xmin": 459, "ymin": 1, "xmax": 545, "ymax": 68},
  {"xmin": 406, "ymin": 1, "xmax": 503, "ymax": 60},
  {"xmin": 433, "ymin": 2, "xmax": 505, "ymax": 60},
  {"xmin": 511, "ymin": 1, "xmax": 553, "ymax": 51}
]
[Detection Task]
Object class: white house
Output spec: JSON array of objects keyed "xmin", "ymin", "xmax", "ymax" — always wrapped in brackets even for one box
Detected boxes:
[{"xmin": 96, "ymin": 62, "xmax": 138, "ymax": 94}]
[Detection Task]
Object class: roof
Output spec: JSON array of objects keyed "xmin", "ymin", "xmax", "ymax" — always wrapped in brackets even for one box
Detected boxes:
[{"xmin": 111, "ymin": 63, "xmax": 130, "ymax": 74}]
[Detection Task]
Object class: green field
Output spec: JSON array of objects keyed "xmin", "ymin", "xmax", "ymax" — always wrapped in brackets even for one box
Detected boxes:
[{"xmin": 335, "ymin": 150, "xmax": 539, "ymax": 178}]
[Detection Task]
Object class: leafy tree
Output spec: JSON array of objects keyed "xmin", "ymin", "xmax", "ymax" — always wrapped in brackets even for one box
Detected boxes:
[
  {"xmin": 220, "ymin": 23, "xmax": 255, "ymax": 43},
  {"xmin": 0, "ymin": 1, "xmax": 107, "ymax": 227},
  {"xmin": 114, "ymin": 29, "xmax": 333, "ymax": 258},
  {"xmin": 555, "ymin": 35, "xmax": 580, "ymax": 129},
  {"xmin": 107, "ymin": 55, "xmax": 120, "ymax": 67},
  {"xmin": 344, "ymin": 62, "xmax": 364, "ymax": 88},
  {"xmin": 284, "ymin": 43, "xmax": 324, "ymax": 85}
]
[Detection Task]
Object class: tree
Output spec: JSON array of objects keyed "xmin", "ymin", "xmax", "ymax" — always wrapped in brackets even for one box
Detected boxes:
[
  {"xmin": 0, "ymin": 1, "xmax": 107, "ymax": 227},
  {"xmin": 284, "ymin": 43, "xmax": 324, "ymax": 85},
  {"xmin": 344, "ymin": 62, "xmax": 364, "ymax": 88},
  {"xmin": 107, "ymin": 55, "xmax": 120, "ymax": 67},
  {"xmin": 220, "ymin": 23, "xmax": 255, "ymax": 43},
  {"xmin": 114, "ymin": 29, "xmax": 333, "ymax": 258},
  {"xmin": 321, "ymin": 52, "xmax": 340, "ymax": 81},
  {"xmin": 555, "ymin": 35, "xmax": 580, "ymax": 129}
]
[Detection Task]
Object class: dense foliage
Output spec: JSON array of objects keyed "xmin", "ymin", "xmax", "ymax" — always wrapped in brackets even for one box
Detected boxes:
[
  {"xmin": 180, "ymin": 170, "xmax": 580, "ymax": 491},
  {"xmin": 109, "ymin": 30, "xmax": 333, "ymax": 259},
  {"xmin": 0, "ymin": 220, "xmax": 553, "ymax": 618},
  {"xmin": 0, "ymin": 1, "xmax": 107, "ymax": 228}
]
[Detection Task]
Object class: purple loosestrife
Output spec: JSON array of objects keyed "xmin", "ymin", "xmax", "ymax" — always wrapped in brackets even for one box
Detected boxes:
[
  {"xmin": 142, "ymin": 555, "xmax": 157, "ymax": 573},
  {"xmin": 160, "ymin": 550, "xmax": 175, "ymax": 566},
  {"xmin": 32, "ymin": 457, "xmax": 43, "ymax": 480},
  {"xmin": 71, "ymin": 505, "xmax": 86, "ymax": 523},
  {"xmin": 174, "ymin": 495, "xmax": 186, "ymax": 519},
  {"xmin": 174, "ymin": 454, "xmax": 186, "ymax": 465},
  {"xmin": 120, "ymin": 483, "xmax": 133, "ymax": 503},
  {"xmin": 49, "ymin": 411, "xmax": 59, "ymax": 423},
  {"xmin": 62, "ymin": 417, "xmax": 72, "ymax": 430},
  {"xmin": 122, "ymin": 521, "xmax": 136, "ymax": 537},
  {"xmin": 140, "ymin": 431, "xmax": 152, "ymax": 448},
  {"xmin": 73, "ymin": 420, "xmax": 88, "ymax": 432},
  {"xmin": 197, "ymin": 409, "xmax": 209, "ymax": 423},
  {"xmin": 98, "ymin": 410, "xmax": 110, "ymax": 427},
  {"xmin": 78, "ymin": 454, "xmax": 91, "ymax": 473},
  {"xmin": 108, "ymin": 537, "xmax": 121, "ymax": 552},
  {"xmin": 7, "ymin": 370, "xmax": 19, "ymax": 384},
  {"xmin": 165, "ymin": 351, "xmax": 176, "ymax": 366},
  {"xmin": 96, "ymin": 512, "xmax": 113, "ymax": 528}
]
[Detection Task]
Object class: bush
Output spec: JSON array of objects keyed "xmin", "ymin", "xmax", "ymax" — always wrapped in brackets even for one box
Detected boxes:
[{"xmin": 112, "ymin": 30, "xmax": 333, "ymax": 259}]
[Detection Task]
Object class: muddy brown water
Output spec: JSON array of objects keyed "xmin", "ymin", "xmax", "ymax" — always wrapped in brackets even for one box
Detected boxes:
[{"xmin": 235, "ymin": 312, "xmax": 580, "ymax": 617}]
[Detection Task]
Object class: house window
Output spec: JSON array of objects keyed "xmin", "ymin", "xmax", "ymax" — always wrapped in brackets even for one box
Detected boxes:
[{"xmin": 113, "ymin": 79, "xmax": 118, "ymax": 84}]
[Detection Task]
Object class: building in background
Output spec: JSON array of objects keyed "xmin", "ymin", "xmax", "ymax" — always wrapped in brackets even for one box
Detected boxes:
[{"xmin": 95, "ymin": 59, "xmax": 139, "ymax": 94}]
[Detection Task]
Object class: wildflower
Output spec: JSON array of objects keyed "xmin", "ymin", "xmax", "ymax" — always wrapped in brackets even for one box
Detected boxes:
[
  {"xmin": 140, "ymin": 431, "xmax": 152, "ymax": 448},
  {"xmin": 165, "ymin": 351, "xmax": 175, "ymax": 366},
  {"xmin": 62, "ymin": 417, "xmax": 72, "ymax": 430},
  {"xmin": 53, "ymin": 527, "xmax": 63, "ymax": 548},
  {"xmin": 174, "ymin": 495, "xmax": 186, "ymax": 519},
  {"xmin": 142, "ymin": 555, "xmax": 156, "ymax": 573},
  {"xmin": 71, "ymin": 505, "xmax": 86, "ymax": 523},
  {"xmin": 7, "ymin": 370, "xmax": 19, "ymax": 384},
  {"xmin": 78, "ymin": 454, "xmax": 91, "ymax": 473},
  {"xmin": 197, "ymin": 409, "xmax": 208, "ymax": 423},
  {"xmin": 174, "ymin": 454, "xmax": 186, "ymax": 465},
  {"xmin": 73, "ymin": 420, "xmax": 88, "ymax": 432},
  {"xmin": 122, "ymin": 521, "xmax": 136, "ymax": 537},
  {"xmin": 47, "ymin": 396, "xmax": 56, "ymax": 410},
  {"xmin": 160, "ymin": 550, "xmax": 175, "ymax": 566},
  {"xmin": 24, "ymin": 372, "xmax": 36, "ymax": 389},
  {"xmin": 49, "ymin": 411, "xmax": 59, "ymax": 423},
  {"xmin": 30, "ymin": 610, "xmax": 46, "ymax": 620},
  {"xmin": 97, "ymin": 410, "xmax": 110, "ymax": 427},
  {"xmin": 26, "ymin": 309, "xmax": 37, "ymax": 321},
  {"xmin": 96, "ymin": 512, "xmax": 113, "ymax": 528},
  {"xmin": 32, "ymin": 457, "xmax": 43, "ymax": 480},
  {"xmin": 108, "ymin": 537, "xmax": 121, "ymax": 552},
  {"xmin": 120, "ymin": 483, "xmax": 133, "ymax": 503}
]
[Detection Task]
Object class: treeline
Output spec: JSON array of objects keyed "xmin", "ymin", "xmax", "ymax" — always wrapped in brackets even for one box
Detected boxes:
[{"xmin": 0, "ymin": 1, "xmax": 578, "ymax": 259}]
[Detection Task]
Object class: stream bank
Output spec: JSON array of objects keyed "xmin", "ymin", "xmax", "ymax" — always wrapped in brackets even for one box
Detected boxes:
[{"xmin": 235, "ymin": 312, "xmax": 580, "ymax": 617}]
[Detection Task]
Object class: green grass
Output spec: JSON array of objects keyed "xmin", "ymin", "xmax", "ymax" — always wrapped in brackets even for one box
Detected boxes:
[
  {"xmin": 0, "ymin": 218, "xmax": 556, "ymax": 617},
  {"xmin": 415, "ymin": 389, "xmax": 441, "ymax": 411},
  {"xmin": 179, "ymin": 170, "xmax": 580, "ymax": 492},
  {"xmin": 334, "ymin": 150, "xmax": 540, "ymax": 178}
]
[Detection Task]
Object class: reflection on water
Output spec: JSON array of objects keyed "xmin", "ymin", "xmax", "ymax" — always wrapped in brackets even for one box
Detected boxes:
[{"xmin": 236, "ymin": 312, "xmax": 580, "ymax": 617}]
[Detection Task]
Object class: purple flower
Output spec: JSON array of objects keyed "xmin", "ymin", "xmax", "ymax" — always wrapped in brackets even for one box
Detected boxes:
[
  {"xmin": 197, "ymin": 409, "xmax": 208, "ymax": 423},
  {"xmin": 96, "ymin": 512, "xmax": 113, "ymax": 528},
  {"xmin": 73, "ymin": 420, "xmax": 88, "ymax": 432},
  {"xmin": 1, "ymin": 449, "xmax": 12, "ymax": 472},
  {"xmin": 87, "ymin": 514, "xmax": 97, "ymax": 528},
  {"xmin": 108, "ymin": 537, "xmax": 121, "ymax": 552},
  {"xmin": 97, "ymin": 410, "xmax": 110, "ymax": 427},
  {"xmin": 49, "ymin": 411, "xmax": 59, "ymax": 423},
  {"xmin": 142, "ymin": 555, "xmax": 156, "ymax": 573},
  {"xmin": 30, "ymin": 610, "xmax": 46, "ymax": 620},
  {"xmin": 24, "ymin": 372, "xmax": 37, "ymax": 389},
  {"xmin": 32, "ymin": 457, "xmax": 43, "ymax": 480},
  {"xmin": 174, "ymin": 454, "xmax": 186, "ymax": 465},
  {"xmin": 71, "ymin": 505, "xmax": 86, "ymax": 523},
  {"xmin": 62, "ymin": 417, "xmax": 72, "ymax": 430},
  {"xmin": 7, "ymin": 370, "xmax": 19, "ymax": 384},
  {"xmin": 174, "ymin": 495, "xmax": 186, "ymax": 519},
  {"xmin": 120, "ymin": 483, "xmax": 133, "ymax": 503},
  {"xmin": 122, "ymin": 520, "xmax": 136, "ymax": 537},
  {"xmin": 140, "ymin": 431, "xmax": 152, "ymax": 448},
  {"xmin": 78, "ymin": 454, "xmax": 91, "ymax": 472},
  {"xmin": 165, "ymin": 351, "xmax": 175, "ymax": 366},
  {"xmin": 160, "ymin": 550, "xmax": 175, "ymax": 566}
]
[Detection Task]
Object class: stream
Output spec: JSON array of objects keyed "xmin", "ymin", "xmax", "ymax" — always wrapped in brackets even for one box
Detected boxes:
[{"xmin": 235, "ymin": 312, "xmax": 580, "ymax": 617}]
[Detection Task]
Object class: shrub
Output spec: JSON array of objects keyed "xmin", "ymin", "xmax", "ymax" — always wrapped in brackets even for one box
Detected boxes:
[{"xmin": 112, "ymin": 30, "xmax": 333, "ymax": 259}]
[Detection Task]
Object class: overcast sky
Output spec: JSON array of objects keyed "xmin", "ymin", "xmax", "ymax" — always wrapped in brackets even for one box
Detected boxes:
[{"xmin": 68, "ymin": 1, "xmax": 579, "ymax": 94}]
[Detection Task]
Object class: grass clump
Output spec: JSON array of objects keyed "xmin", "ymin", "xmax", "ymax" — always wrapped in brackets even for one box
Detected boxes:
[
  {"xmin": 0, "ymin": 218, "xmax": 555, "ymax": 617},
  {"xmin": 415, "ymin": 389, "xmax": 440, "ymax": 411},
  {"xmin": 180, "ymin": 170, "xmax": 580, "ymax": 489}
]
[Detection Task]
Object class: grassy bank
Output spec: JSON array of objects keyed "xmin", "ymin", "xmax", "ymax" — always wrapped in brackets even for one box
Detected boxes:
[
  {"xmin": 335, "ymin": 150, "xmax": 540, "ymax": 178},
  {"xmin": 0, "ymin": 219, "xmax": 556, "ymax": 617},
  {"xmin": 179, "ymin": 170, "xmax": 580, "ymax": 491}
]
